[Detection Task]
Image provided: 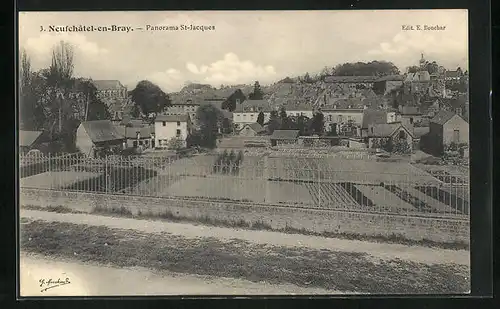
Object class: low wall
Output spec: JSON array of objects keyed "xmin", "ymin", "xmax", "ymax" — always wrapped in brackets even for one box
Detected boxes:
[{"xmin": 19, "ymin": 188, "xmax": 470, "ymax": 245}]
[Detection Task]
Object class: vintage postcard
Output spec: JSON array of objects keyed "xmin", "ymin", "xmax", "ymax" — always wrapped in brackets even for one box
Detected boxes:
[{"xmin": 18, "ymin": 10, "xmax": 470, "ymax": 296}]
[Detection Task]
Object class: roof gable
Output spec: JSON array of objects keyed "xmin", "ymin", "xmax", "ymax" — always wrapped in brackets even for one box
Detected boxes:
[
  {"xmin": 241, "ymin": 123, "xmax": 265, "ymax": 133},
  {"xmin": 234, "ymin": 100, "xmax": 272, "ymax": 113},
  {"xmin": 81, "ymin": 120, "xmax": 125, "ymax": 143},
  {"xmin": 362, "ymin": 109, "xmax": 387, "ymax": 128},
  {"xmin": 430, "ymin": 110, "xmax": 456, "ymax": 125},
  {"xmin": 91, "ymin": 80, "xmax": 126, "ymax": 91}
]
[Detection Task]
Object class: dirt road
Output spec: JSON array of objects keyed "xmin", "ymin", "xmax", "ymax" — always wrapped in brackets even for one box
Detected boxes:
[{"xmin": 20, "ymin": 209, "xmax": 470, "ymax": 266}]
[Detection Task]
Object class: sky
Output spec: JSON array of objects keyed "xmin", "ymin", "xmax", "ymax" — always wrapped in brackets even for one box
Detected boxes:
[{"xmin": 19, "ymin": 10, "xmax": 468, "ymax": 93}]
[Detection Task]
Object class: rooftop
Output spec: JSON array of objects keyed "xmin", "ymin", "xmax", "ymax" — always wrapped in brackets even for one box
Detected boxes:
[
  {"xmin": 234, "ymin": 100, "xmax": 272, "ymax": 113},
  {"xmin": 241, "ymin": 123, "xmax": 265, "ymax": 134},
  {"xmin": 115, "ymin": 125, "xmax": 154, "ymax": 139},
  {"xmin": 155, "ymin": 114, "xmax": 190, "ymax": 122},
  {"xmin": 91, "ymin": 80, "xmax": 126, "ymax": 91},
  {"xmin": 430, "ymin": 110, "xmax": 457, "ymax": 125},
  {"xmin": 362, "ymin": 108, "xmax": 387, "ymax": 129},
  {"xmin": 81, "ymin": 120, "xmax": 125, "ymax": 143},
  {"xmin": 324, "ymin": 76, "xmax": 380, "ymax": 83},
  {"xmin": 368, "ymin": 123, "xmax": 415, "ymax": 138}
]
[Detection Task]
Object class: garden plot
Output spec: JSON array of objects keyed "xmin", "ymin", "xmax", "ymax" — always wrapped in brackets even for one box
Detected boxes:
[
  {"xmin": 266, "ymin": 181, "xmax": 314, "ymax": 206},
  {"xmin": 20, "ymin": 171, "xmax": 100, "ymax": 190},
  {"xmin": 126, "ymin": 174, "xmax": 185, "ymax": 196},
  {"xmin": 304, "ymin": 182, "xmax": 360, "ymax": 210},
  {"xmin": 397, "ymin": 184, "xmax": 457, "ymax": 214},
  {"xmin": 270, "ymin": 157, "xmax": 438, "ymax": 185},
  {"xmin": 354, "ymin": 184, "xmax": 416, "ymax": 212},
  {"xmin": 161, "ymin": 175, "xmax": 267, "ymax": 202}
]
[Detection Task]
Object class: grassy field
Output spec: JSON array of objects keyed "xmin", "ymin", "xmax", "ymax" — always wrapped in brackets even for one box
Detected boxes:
[
  {"xmin": 20, "ymin": 220, "xmax": 470, "ymax": 294},
  {"xmin": 20, "ymin": 171, "xmax": 101, "ymax": 190}
]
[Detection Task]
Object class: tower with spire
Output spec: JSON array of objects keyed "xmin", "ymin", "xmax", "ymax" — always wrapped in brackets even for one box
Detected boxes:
[{"xmin": 419, "ymin": 53, "xmax": 426, "ymax": 69}]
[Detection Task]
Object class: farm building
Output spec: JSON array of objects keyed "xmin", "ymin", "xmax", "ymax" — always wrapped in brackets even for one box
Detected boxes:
[
  {"xmin": 239, "ymin": 123, "xmax": 266, "ymax": 137},
  {"xmin": 426, "ymin": 110, "xmax": 469, "ymax": 155},
  {"xmin": 154, "ymin": 114, "xmax": 192, "ymax": 149},
  {"xmin": 76, "ymin": 120, "xmax": 126, "ymax": 158},
  {"xmin": 19, "ymin": 130, "xmax": 46, "ymax": 154},
  {"xmin": 367, "ymin": 122, "xmax": 415, "ymax": 153},
  {"xmin": 115, "ymin": 124, "xmax": 155, "ymax": 149},
  {"xmin": 270, "ymin": 130, "xmax": 300, "ymax": 147},
  {"xmin": 233, "ymin": 99, "xmax": 273, "ymax": 129}
]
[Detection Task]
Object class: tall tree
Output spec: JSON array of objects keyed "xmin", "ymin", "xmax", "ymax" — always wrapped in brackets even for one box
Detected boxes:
[
  {"xmin": 267, "ymin": 110, "xmax": 280, "ymax": 134},
  {"xmin": 256, "ymin": 111, "xmax": 265, "ymax": 126},
  {"xmin": 195, "ymin": 104, "xmax": 223, "ymax": 148},
  {"xmin": 248, "ymin": 81, "xmax": 264, "ymax": 100},
  {"xmin": 130, "ymin": 80, "xmax": 171, "ymax": 117},
  {"xmin": 310, "ymin": 112, "xmax": 325, "ymax": 135},
  {"xmin": 19, "ymin": 50, "xmax": 45, "ymax": 130},
  {"xmin": 334, "ymin": 61, "xmax": 400, "ymax": 76},
  {"xmin": 279, "ymin": 107, "xmax": 289, "ymax": 129}
]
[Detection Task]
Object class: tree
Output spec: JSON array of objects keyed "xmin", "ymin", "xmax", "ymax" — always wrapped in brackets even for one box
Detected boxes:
[
  {"xmin": 310, "ymin": 112, "xmax": 324, "ymax": 135},
  {"xmin": 320, "ymin": 66, "xmax": 331, "ymax": 79},
  {"xmin": 195, "ymin": 104, "xmax": 223, "ymax": 148},
  {"xmin": 296, "ymin": 115, "xmax": 309, "ymax": 136},
  {"xmin": 19, "ymin": 50, "xmax": 46, "ymax": 130},
  {"xmin": 407, "ymin": 66, "xmax": 419, "ymax": 73},
  {"xmin": 167, "ymin": 137, "xmax": 184, "ymax": 150},
  {"xmin": 257, "ymin": 111, "xmax": 265, "ymax": 126},
  {"xmin": 334, "ymin": 61, "xmax": 400, "ymax": 76},
  {"xmin": 248, "ymin": 81, "xmax": 264, "ymax": 100},
  {"xmin": 130, "ymin": 80, "xmax": 171, "ymax": 117},
  {"xmin": 424, "ymin": 61, "xmax": 439, "ymax": 74},
  {"xmin": 267, "ymin": 110, "xmax": 280, "ymax": 134},
  {"xmin": 279, "ymin": 107, "xmax": 289, "ymax": 129},
  {"xmin": 221, "ymin": 117, "xmax": 232, "ymax": 134}
]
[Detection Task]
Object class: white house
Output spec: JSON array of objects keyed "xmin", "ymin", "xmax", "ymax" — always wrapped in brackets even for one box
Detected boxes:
[
  {"xmin": 154, "ymin": 114, "xmax": 192, "ymax": 149},
  {"xmin": 285, "ymin": 103, "xmax": 314, "ymax": 118},
  {"xmin": 233, "ymin": 99, "xmax": 273, "ymax": 130}
]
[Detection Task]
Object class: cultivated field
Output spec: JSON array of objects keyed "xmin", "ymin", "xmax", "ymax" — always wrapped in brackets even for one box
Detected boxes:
[{"xmin": 19, "ymin": 153, "xmax": 470, "ymax": 216}]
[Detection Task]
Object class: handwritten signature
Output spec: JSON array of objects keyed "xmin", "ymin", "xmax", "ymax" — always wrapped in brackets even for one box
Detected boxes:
[{"xmin": 39, "ymin": 275, "xmax": 71, "ymax": 292}]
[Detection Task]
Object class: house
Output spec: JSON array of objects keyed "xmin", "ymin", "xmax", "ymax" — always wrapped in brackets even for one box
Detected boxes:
[
  {"xmin": 19, "ymin": 130, "xmax": 45, "ymax": 154},
  {"xmin": 283, "ymin": 103, "xmax": 314, "ymax": 118},
  {"xmin": 372, "ymin": 75, "xmax": 405, "ymax": 95},
  {"xmin": 399, "ymin": 105, "xmax": 424, "ymax": 126},
  {"xmin": 115, "ymin": 124, "xmax": 155, "ymax": 150},
  {"xmin": 233, "ymin": 100, "xmax": 273, "ymax": 130},
  {"xmin": 367, "ymin": 122, "xmax": 416, "ymax": 153},
  {"xmin": 427, "ymin": 110, "xmax": 469, "ymax": 155},
  {"xmin": 270, "ymin": 130, "xmax": 300, "ymax": 147},
  {"xmin": 76, "ymin": 120, "xmax": 125, "ymax": 157},
  {"xmin": 404, "ymin": 71, "xmax": 431, "ymax": 94},
  {"xmin": 154, "ymin": 114, "xmax": 192, "ymax": 149},
  {"xmin": 239, "ymin": 123, "xmax": 266, "ymax": 137},
  {"xmin": 445, "ymin": 70, "xmax": 462, "ymax": 82},
  {"xmin": 91, "ymin": 80, "xmax": 128, "ymax": 102},
  {"xmin": 221, "ymin": 89, "xmax": 247, "ymax": 111},
  {"xmin": 360, "ymin": 109, "xmax": 388, "ymax": 138},
  {"xmin": 323, "ymin": 76, "xmax": 380, "ymax": 90}
]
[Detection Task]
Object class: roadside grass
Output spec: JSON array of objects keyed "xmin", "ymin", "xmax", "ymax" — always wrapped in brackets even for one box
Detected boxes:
[
  {"xmin": 20, "ymin": 220, "xmax": 470, "ymax": 294},
  {"xmin": 21, "ymin": 204, "xmax": 469, "ymax": 251}
]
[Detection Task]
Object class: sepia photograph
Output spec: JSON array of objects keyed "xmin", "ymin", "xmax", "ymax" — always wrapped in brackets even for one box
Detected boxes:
[{"xmin": 18, "ymin": 10, "xmax": 470, "ymax": 296}]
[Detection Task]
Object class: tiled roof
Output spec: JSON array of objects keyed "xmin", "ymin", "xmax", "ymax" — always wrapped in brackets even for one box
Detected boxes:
[
  {"xmin": 81, "ymin": 120, "xmax": 125, "ymax": 143},
  {"xmin": 19, "ymin": 130, "xmax": 43, "ymax": 147},
  {"xmin": 375, "ymin": 75, "xmax": 405, "ymax": 82},
  {"xmin": 234, "ymin": 100, "xmax": 272, "ymax": 113},
  {"xmin": 362, "ymin": 109, "xmax": 387, "ymax": 129},
  {"xmin": 155, "ymin": 114, "xmax": 190, "ymax": 122},
  {"xmin": 324, "ymin": 76, "xmax": 380, "ymax": 83},
  {"xmin": 91, "ymin": 80, "xmax": 126, "ymax": 91},
  {"xmin": 368, "ymin": 123, "xmax": 415, "ymax": 138},
  {"xmin": 270, "ymin": 130, "xmax": 300, "ymax": 140},
  {"xmin": 405, "ymin": 71, "xmax": 431, "ymax": 82},
  {"xmin": 115, "ymin": 125, "xmax": 154, "ymax": 139},
  {"xmin": 430, "ymin": 110, "xmax": 456, "ymax": 125},
  {"xmin": 400, "ymin": 106, "xmax": 422, "ymax": 115},
  {"xmin": 241, "ymin": 123, "xmax": 265, "ymax": 134}
]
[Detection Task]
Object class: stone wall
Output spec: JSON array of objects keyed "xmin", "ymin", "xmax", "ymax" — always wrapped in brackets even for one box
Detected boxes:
[{"xmin": 20, "ymin": 188, "xmax": 470, "ymax": 244}]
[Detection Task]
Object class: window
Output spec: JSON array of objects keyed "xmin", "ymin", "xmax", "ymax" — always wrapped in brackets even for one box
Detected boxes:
[
  {"xmin": 328, "ymin": 115, "xmax": 332, "ymax": 121},
  {"xmin": 177, "ymin": 121, "xmax": 181, "ymax": 126},
  {"xmin": 371, "ymin": 127, "xmax": 374, "ymax": 134},
  {"xmin": 139, "ymin": 141, "xmax": 143, "ymax": 146},
  {"xmin": 453, "ymin": 130, "xmax": 460, "ymax": 143},
  {"xmin": 162, "ymin": 121, "xmax": 166, "ymax": 126},
  {"xmin": 176, "ymin": 129, "xmax": 181, "ymax": 137},
  {"xmin": 399, "ymin": 130, "xmax": 406, "ymax": 139},
  {"xmin": 133, "ymin": 141, "xmax": 138, "ymax": 148},
  {"xmin": 410, "ymin": 117, "xmax": 414, "ymax": 124}
]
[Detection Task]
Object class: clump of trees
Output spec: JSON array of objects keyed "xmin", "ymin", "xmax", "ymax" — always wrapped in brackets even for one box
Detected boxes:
[
  {"xmin": 212, "ymin": 150, "xmax": 244, "ymax": 175},
  {"xmin": 130, "ymin": 80, "xmax": 171, "ymax": 121},
  {"xmin": 19, "ymin": 41, "xmax": 111, "ymax": 153},
  {"xmin": 332, "ymin": 61, "xmax": 400, "ymax": 76},
  {"xmin": 188, "ymin": 104, "xmax": 224, "ymax": 149},
  {"xmin": 248, "ymin": 81, "xmax": 264, "ymax": 100}
]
